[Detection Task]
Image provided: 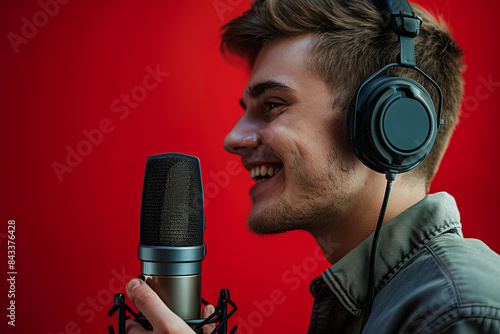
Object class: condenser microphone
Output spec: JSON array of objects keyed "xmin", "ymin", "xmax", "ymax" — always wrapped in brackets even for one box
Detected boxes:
[{"xmin": 137, "ymin": 153, "xmax": 205, "ymax": 327}]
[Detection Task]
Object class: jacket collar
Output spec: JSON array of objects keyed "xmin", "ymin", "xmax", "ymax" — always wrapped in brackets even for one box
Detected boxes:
[{"xmin": 321, "ymin": 192, "xmax": 462, "ymax": 317}]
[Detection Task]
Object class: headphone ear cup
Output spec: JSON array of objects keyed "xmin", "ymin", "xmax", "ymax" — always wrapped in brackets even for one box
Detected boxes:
[{"xmin": 348, "ymin": 76, "xmax": 437, "ymax": 173}]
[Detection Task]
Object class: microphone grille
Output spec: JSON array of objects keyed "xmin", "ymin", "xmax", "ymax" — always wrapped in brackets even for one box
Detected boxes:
[{"xmin": 140, "ymin": 153, "xmax": 204, "ymax": 247}]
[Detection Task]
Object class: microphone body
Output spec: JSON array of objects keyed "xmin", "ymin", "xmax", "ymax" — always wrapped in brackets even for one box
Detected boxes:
[
  {"xmin": 138, "ymin": 245, "xmax": 204, "ymax": 320},
  {"xmin": 137, "ymin": 153, "xmax": 205, "ymax": 325}
]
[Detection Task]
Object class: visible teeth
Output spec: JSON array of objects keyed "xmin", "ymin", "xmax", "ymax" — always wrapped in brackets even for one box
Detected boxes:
[{"xmin": 250, "ymin": 165, "xmax": 281, "ymax": 181}]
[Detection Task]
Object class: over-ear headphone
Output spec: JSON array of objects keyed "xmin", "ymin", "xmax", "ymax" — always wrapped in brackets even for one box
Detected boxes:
[{"xmin": 347, "ymin": 0, "xmax": 444, "ymax": 174}]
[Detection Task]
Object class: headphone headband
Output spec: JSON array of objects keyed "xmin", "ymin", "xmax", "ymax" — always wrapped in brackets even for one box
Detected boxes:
[
  {"xmin": 376, "ymin": 0, "xmax": 423, "ymax": 67},
  {"xmin": 375, "ymin": 0, "xmax": 413, "ymax": 14}
]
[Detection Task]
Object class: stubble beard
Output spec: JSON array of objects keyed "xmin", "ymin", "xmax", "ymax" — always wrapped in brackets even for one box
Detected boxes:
[{"xmin": 247, "ymin": 151, "xmax": 355, "ymax": 235}]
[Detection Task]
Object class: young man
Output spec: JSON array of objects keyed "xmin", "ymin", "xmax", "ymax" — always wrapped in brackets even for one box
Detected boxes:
[{"xmin": 125, "ymin": 0, "xmax": 500, "ymax": 333}]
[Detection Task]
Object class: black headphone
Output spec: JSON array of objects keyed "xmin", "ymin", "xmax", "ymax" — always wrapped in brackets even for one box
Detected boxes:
[{"xmin": 347, "ymin": 0, "xmax": 444, "ymax": 174}]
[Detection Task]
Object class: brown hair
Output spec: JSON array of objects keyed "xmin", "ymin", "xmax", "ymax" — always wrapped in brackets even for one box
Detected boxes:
[{"xmin": 220, "ymin": 0, "xmax": 465, "ymax": 189}]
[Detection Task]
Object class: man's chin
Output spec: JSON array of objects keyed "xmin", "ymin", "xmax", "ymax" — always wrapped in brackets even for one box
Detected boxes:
[
  {"xmin": 246, "ymin": 219, "xmax": 289, "ymax": 236},
  {"xmin": 245, "ymin": 206, "xmax": 300, "ymax": 235}
]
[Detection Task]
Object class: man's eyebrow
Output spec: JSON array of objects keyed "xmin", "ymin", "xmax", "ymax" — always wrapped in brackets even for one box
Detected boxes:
[{"xmin": 247, "ymin": 80, "xmax": 295, "ymax": 99}]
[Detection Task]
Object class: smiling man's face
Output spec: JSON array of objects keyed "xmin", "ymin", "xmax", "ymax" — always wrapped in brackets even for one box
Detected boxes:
[{"xmin": 223, "ymin": 34, "xmax": 366, "ymax": 235}]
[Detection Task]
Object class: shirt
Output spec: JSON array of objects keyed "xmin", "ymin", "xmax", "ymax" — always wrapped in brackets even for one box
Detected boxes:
[{"xmin": 308, "ymin": 192, "xmax": 500, "ymax": 333}]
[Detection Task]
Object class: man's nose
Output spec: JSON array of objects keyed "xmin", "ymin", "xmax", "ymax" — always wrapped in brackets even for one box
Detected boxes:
[{"xmin": 223, "ymin": 115, "xmax": 261, "ymax": 155}]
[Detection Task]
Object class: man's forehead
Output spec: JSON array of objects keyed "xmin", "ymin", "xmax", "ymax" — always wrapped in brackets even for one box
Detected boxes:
[
  {"xmin": 244, "ymin": 34, "xmax": 314, "ymax": 98},
  {"xmin": 253, "ymin": 34, "xmax": 313, "ymax": 71}
]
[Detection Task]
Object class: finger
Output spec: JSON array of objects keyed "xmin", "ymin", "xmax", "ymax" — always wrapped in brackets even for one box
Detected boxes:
[
  {"xmin": 126, "ymin": 278, "xmax": 194, "ymax": 333},
  {"xmin": 126, "ymin": 318, "xmax": 148, "ymax": 334},
  {"xmin": 201, "ymin": 304, "xmax": 216, "ymax": 333}
]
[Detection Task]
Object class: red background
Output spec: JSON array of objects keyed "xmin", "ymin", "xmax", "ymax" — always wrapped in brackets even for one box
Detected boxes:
[{"xmin": 1, "ymin": 0, "xmax": 499, "ymax": 333}]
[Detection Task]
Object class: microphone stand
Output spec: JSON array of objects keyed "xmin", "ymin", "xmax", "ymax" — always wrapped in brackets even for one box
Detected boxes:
[{"xmin": 107, "ymin": 289, "xmax": 238, "ymax": 334}]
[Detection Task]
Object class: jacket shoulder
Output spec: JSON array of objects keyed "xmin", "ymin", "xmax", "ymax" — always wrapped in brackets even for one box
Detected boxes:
[
  {"xmin": 426, "ymin": 233, "xmax": 500, "ymax": 305},
  {"xmin": 369, "ymin": 232, "xmax": 500, "ymax": 333}
]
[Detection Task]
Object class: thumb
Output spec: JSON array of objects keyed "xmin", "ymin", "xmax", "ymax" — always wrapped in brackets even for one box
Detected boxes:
[
  {"xmin": 202, "ymin": 304, "xmax": 216, "ymax": 333},
  {"xmin": 126, "ymin": 278, "xmax": 194, "ymax": 333}
]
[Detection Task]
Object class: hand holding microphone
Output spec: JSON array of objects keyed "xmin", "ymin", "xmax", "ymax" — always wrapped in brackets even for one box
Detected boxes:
[{"xmin": 125, "ymin": 278, "xmax": 216, "ymax": 334}]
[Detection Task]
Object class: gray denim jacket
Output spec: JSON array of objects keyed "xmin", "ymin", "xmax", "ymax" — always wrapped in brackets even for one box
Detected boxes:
[{"xmin": 308, "ymin": 192, "xmax": 500, "ymax": 333}]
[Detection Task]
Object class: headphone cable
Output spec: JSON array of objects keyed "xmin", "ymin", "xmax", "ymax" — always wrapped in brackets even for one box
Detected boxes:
[{"xmin": 360, "ymin": 171, "xmax": 396, "ymax": 333}]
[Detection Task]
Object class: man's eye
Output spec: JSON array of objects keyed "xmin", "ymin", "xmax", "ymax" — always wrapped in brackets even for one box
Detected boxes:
[{"xmin": 264, "ymin": 102, "xmax": 283, "ymax": 111}]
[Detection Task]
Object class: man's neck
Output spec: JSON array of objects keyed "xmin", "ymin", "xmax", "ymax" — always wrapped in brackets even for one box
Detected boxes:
[{"xmin": 309, "ymin": 177, "xmax": 427, "ymax": 264}]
